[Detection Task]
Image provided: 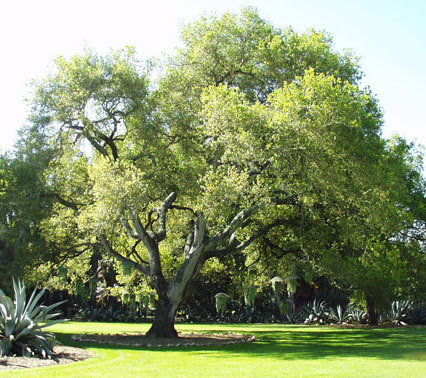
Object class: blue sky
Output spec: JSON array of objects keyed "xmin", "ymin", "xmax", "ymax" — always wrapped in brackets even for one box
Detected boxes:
[{"xmin": 1, "ymin": 0, "xmax": 425, "ymax": 158}]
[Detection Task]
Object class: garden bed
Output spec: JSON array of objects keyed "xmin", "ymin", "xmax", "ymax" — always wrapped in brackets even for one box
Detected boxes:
[
  {"xmin": 71, "ymin": 332, "xmax": 256, "ymax": 347},
  {"xmin": 0, "ymin": 345, "xmax": 93, "ymax": 371}
]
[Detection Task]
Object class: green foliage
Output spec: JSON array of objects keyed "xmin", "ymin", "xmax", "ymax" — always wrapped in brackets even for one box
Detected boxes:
[
  {"xmin": 168, "ymin": 7, "xmax": 360, "ymax": 109},
  {"xmin": 121, "ymin": 261, "xmax": 132, "ymax": 276},
  {"xmin": 0, "ymin": 278, "xmax": 65, "ymax": 358},
  {"xmin": 243, "ymin": 285, "xmax": 257, "ymax": 308},
  {"xmin": 0, "ymin": 139, "xmax": 56, "ymax": 289},
  {"xmin": 214, "ymin": 293, "xmax": 230, "ymax": 316},
  {"xmin": 3, "ymin": 7, "xmax": 423, "ymax": 326},
  {"xmin": 270, "ymin": 277, "xmax": 285, "ymax": 293}
]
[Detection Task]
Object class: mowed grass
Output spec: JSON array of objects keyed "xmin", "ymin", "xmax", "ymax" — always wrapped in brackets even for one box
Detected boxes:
[{"xmin": 1, "ymin": 322, "xmax": 425, "ymax": 377}]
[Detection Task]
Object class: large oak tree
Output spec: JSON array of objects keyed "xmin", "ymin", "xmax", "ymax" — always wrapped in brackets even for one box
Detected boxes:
[{"xmin": 28, "ymin": 9, "xmax": 424, "ymax": 336}]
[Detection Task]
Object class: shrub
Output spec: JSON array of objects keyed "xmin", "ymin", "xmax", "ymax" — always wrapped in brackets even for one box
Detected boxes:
[
  {"xmin": 409, "ymin": 305, "xmax": 426, "ymax": 325},
  {"xmin": 0, "ymin": 278, "xmax": 65, "ymax": 358}
]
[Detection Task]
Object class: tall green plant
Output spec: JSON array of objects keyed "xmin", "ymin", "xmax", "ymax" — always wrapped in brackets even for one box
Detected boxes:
[
  {"xmin": 243, "ymin": 285, "xmax": 257, "ymax": 308},
  {"xmin": 214, "ymin": 293, "xmax": 230, "ymax": 316},
  {"xmin": 0, "ymin": 278, "xmax": 65, "ymax": 358}
]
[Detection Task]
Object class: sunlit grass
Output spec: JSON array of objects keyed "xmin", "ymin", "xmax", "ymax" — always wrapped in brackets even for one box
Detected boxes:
[{"xmin": 1, "ymin": 322, "xmax": 425, "ymax": 377}]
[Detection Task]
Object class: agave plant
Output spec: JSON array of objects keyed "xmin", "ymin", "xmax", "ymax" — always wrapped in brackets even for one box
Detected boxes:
[
  {"xmin": 0, "ymin": 278, "xmax": 66, "ymax": 358},
  {"xmin": 388, "ymin": 300, "xmax": 413, "ymax": 326},
  {"xmin": 330, "ymin": 304, "xmax": 349, "ymax": 324},
  {"xmin": 347, "ymin": 306, "xmax": 368, "ymax": 324},
  {"xmin": 304, "ymin": 299, "xmax": 329, "ymax": 324}
]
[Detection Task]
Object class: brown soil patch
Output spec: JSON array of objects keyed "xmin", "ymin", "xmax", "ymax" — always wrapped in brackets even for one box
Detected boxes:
[
  {"xmin": 72, "ymin": 332, "xmax": 256, "ymax": 347},
  {"xmin": 0, "ymin": 345, "xmax": 93, "ymax": 371}
]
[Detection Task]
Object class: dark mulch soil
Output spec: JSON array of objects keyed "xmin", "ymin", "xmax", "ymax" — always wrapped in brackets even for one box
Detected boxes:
[
  {"xmin": 0, "ymin": 345, "xmax": 93, "ymax": 371},
  {"xmin": 71, "ymin": 332, "xmax": 257, "ymax": 347}
]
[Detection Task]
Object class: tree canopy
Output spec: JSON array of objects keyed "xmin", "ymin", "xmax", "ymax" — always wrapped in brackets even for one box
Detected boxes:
[{"xmin": 4, "ymin": 8, "xmax": 425, "ymax": 334}]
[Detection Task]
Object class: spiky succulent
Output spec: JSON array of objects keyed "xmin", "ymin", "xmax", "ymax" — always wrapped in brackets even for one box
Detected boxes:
[
  {"xmin": 347, "ymin": 306, "xmax": 368, "ymax": 324},
  {"xmin": 304, "ymin": 299, "xmax": 329, "ymax": 324},
  {"xmin": 330, "ymin": 304, "xmax": 349, "ymax": 324},
  {"xmin": 0, "ymin": 278, "xmax": 66, "ymax": 358},
  {"xmin": 388, "ymin": 300, "xmax": 413, "ymax": 326}
]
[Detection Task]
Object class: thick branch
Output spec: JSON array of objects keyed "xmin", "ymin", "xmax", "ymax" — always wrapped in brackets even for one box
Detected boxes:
[
  {"xmin": 128, "ymin": 209, "xmax": 165, "ymax": 282},
  {"xmin": 184, "ymin": 221, "xmax": 195, "ymax": 258},
  {"xmin": 168, "ymin": 213, "xmax": 207, "ymax": 313},
  {"xmin": 99, "ymin": 234, "xmax": 150, "ymax": 276},
  {"xmin": 121, "ymin": 217, "xmax": 139, "ymax": 239},
  {"xmin": 207, "ymin": 204, "xmax": 260, "ymax": 249},
  {"xmin": 170, "ymin": 204, "xmax": 198, "ymax": 217},
  {"xmin": 207, "ymin": 219, "xmax": 285, "ymax": 259},
  {"xmin": 46, "ymin": 193, "xmax": 80, "ymax": 211},
  {"xmin": 87, "ymin": 136, "xmax": 109, "ymax": 157},
  {"xmin": 192, "ymin": 213, "xmax": 206, "ymax": 250},
  {"xmin": 129, "ymin": 209, "xmax": 155, "ymax": 247},
  {"xmin": 155, "ymin": 192, "xmax": 178, "ymax": 241}
]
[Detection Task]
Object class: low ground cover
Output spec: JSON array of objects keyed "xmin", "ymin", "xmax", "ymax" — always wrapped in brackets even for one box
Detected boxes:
[{"xmin": 1, "ymin": 322, "xmax": 425, "ymax": 377}]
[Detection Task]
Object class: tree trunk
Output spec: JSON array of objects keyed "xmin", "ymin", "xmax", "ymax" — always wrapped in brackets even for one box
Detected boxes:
[
  {"xmin": 145, "ymin": 299, "xmax": 178, "ymax": 338},
  {"xmin": 288, "ymin": 292, "xmax": 295, "ymax": 316},
  {"xmin": 366, "ymin": 295, "xmax": 378, "ymax": 326}
]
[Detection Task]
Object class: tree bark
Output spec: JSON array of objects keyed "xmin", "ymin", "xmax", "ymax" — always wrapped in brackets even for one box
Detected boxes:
[
  {"xmin": 145, "ymin": 297, "xmax": 178, "ymax": 338},
  {"xmin": 146, "ymin": 247, "xmax": 179, "ymax": 338},
  {"xmin": 366, "ymin": 295, "xmax": 378, "ymax": 325}
]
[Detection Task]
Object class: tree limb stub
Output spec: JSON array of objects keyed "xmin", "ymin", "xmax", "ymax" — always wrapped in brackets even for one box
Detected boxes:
[{"xmin": 184, "ymin": 223, "xmax": 195, "ymax": 258}]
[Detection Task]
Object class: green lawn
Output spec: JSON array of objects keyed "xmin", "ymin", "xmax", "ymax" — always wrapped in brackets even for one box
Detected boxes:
[{"xmin": 1, "ymin": 322, "xmax": 425, "ymax": 377}]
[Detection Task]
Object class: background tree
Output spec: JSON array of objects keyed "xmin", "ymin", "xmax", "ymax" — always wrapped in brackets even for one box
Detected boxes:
[
  {"xmin": 318, "ymin": 136, "xmax": 426, "ymax": 324},
  {"xmin": 0, "ymin": 127, "xmax": 57, "ymax": 291}
]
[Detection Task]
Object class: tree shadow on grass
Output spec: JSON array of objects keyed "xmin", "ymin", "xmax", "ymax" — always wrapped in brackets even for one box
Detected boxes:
[{"xmin": 54, "ymin": 326, "xmax": 426, "ymax": 362}]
